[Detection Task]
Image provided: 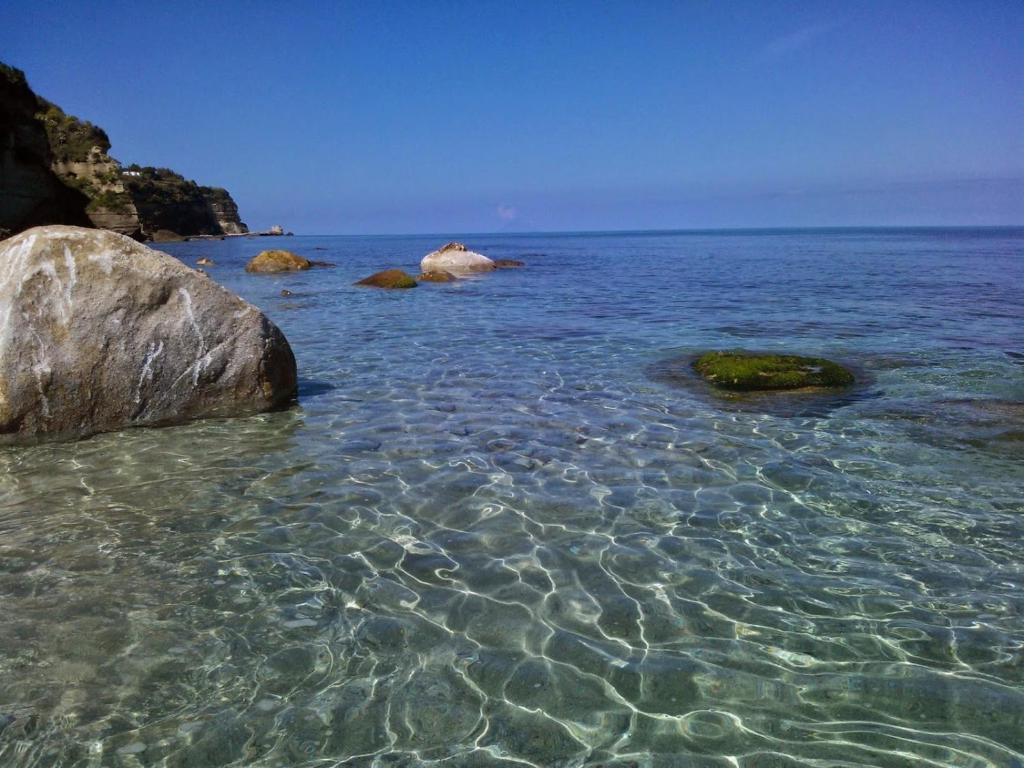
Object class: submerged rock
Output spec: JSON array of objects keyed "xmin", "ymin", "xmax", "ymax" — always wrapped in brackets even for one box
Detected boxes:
[
  {"xmin": 493, "ymin": 259, "xmax": 525, "ymax": 268},
  {"xmin": 693, "ymin": 351, "xmax": 854, "ymax": 392},
  {"xmin": 420, "ymin": 242, "xmax": 494, "ymax": 275},
  {"xmin": 245, "ymin": 249, "xmax": 310, "ymax": 273},
  {"xmin": 417, "ymin": 270, "xmax": 457, "ymax": 283},
  {"xmin": 0, "ymin": 226, "xmax": 297, "ymax": 444},
  {"xmin": 355, "ymin": 269, "xmax": 417, "ymax": 289},
  {"xmin": 196, "ymin": 257, "xmax": 214, "ymax": 266}
]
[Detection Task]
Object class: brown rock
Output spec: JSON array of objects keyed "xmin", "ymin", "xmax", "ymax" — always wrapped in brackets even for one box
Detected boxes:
[
  {"xmin": 197, "ymin": 257, "xmax": 214, "ymax": 266},
  {"xmin": 493, "ymin": 259, "xmax": 525, "ymax": 268},
  {"xmin": 245, "ymin": 249, "xmax": 311, "ymax": 273},
  {"xmin": 355, "ymin": 269, "xmax": 418, "ymax": 289},
  {"xmin": 417, "ymin": 270, "xmax": 458, "ymax": 282}
]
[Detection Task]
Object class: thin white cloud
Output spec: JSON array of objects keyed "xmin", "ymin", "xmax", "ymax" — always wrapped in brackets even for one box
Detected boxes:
[{"xmin": 761, "ymin": 21, "xmax": 839, "ymax": 62}]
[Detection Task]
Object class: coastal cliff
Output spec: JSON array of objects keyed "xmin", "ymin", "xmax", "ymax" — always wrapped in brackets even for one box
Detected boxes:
[
  {"xmin": 0, "ymin": 61, "xmax": 247, "ymax": 240},
  {"xmin": 0, "ymin": 63, "xmax": 92, "ymax": 236},
  {"xmin": 122, "ymin": 166, "xmax": 248, "ymax": 237}
]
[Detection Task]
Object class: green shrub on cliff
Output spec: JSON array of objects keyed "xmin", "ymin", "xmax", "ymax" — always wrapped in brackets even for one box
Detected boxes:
[
  {"xmin": 36, "ymin": 102, "xmax": 111, "ymax": 163},
  {"xmin": 86, "ymin": 190, "xmax": 133, "ymax": 214}
]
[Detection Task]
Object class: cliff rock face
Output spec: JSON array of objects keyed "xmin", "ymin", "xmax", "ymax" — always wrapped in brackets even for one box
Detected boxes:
[
  {"xmin": 0, "ymin": 226, "xmax": 297, "ymax": 444},
  {"xmin": 0, "ymin": 63, "xmax": 92, "ymax": 236},
  {"xmin": 39, "ymin": 102, "xmax": 142, "ymax": 238},
  {"xmin": 0, "ymin": 61, "xmax": 247, "ymax": 240},
  {"xmin": 122, "ymin": 166, "xmax": 248, "ymax": 238}
]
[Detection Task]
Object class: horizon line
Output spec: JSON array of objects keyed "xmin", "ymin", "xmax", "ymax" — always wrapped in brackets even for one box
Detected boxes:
[{"xmin": 284, "ymin": 223, "xmax": 1024, "ymax": 238}]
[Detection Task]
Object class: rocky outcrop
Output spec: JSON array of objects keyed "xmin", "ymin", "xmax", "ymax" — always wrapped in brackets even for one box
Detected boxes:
[
  {"xmin": 38, "ymin": 102, "xmax": 142, "ymax": 238},
  {"xmin": 246, "ymin": 250, "xmax": 311, "ymax": 273},
  {"xmin": 0, "ymin": 63, "xmax": 92, "ymax": 235},
  {"xmin": 356, "ymin": 269, "xmax": 418, "ymax": 289},
  {"xmin": 123, "ymin": 166, "xmax": 248, "ymax": 238},
  {"xmin": 0, "ymin": 226, "xmax": 297, "ymax": 444},
  {"xmin": 421, "ymin": 242, "xmax": 495, "ymax": 275},
  {"xmin": 0, "ymin": 60, "xmax": 247, "ymax": 240},
  {"xmin": 493, "ymin": 259, "xmax": 525, "ymax": 268}
]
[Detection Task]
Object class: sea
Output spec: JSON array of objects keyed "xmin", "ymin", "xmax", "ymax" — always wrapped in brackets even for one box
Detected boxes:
[{"xmin": 1, "ymin": 227, "xmax": 1022, "ymax": 767}]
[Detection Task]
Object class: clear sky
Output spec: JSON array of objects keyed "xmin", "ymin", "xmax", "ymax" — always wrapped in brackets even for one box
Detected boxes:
[{"xmin": 2, "ymin": 0, "xmax": 1021, "ymax": 233}]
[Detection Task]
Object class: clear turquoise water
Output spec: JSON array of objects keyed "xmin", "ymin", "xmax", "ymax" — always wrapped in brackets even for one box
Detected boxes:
[{"xmin": 1, "ymin": 228, "xmax": 1022, "ymax": 767}]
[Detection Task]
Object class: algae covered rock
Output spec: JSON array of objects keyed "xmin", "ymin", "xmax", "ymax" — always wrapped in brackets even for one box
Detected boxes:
[
  {"xmin": 693, "ymin": 351, "xmax": 854, "ymax": 392},
  {"xmin": 245, "ymin": 249, "xmax": 311, "ymax": 273},
  {"xmin": 0, "ymin": 226, "xmax": 297, "ymax": 444},
  {"xmin": 420, "ymin": 242, "xmax": 494, "ymax": 275},
  {"xmin": 355, "ymin": 269, "xmax": 417, "ymax": 289},
  {"xmin": 417, "ymin": 270, "xmax": 457, "ymax": 283}
]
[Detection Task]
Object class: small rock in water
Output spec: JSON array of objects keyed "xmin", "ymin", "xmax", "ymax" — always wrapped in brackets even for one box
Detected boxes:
[
  {"xmin": 196, "ymin": 257, "xmax": 214, "ymax": 266},
  {"xmin": 493, "ymin": 259, "xmax": 525, "ymax": 268},
  {"xmin": 280, "ymin": 289, "xmax": 294, "ymax": 297},
  {"xmin": 245, "ymin": 249, "xmax": 311, "ymax": 273},
  {"xmin": 355, "ymin": 269, "xmax": 417, "ymax": 289},
  {"xmin": 692, "ymin": 351, "xmax": 854, "ymax": 392},
  {"xmin": 417, "ymin": 270, "xmax": 458, "ymax": 282},
  {"xmin": 421, "ymin": 242, "xmax": 495, "ymax": 274}
]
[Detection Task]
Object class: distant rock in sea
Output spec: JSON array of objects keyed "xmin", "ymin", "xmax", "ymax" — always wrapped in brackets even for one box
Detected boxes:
[
  {"xmin": 356, "ymin": 269, "xmax": 418, "ymax": 289},
  {"xmin": 0, "ymin": 226, "xmax": 297, "ymax": 444},
  {"xmin": 493, "ymin": 259, "xmax": 525, "ymax": 268},
  {"xmin": 246, "ymin": 250, "xmax": 311, "ymax": 273},
  {"xmin": 421, "ymin": 242, "xmax": 495, "ymax": 275},
  {"xmin": 417, "ymin": 270, "xmax": 458, "ymax": 282}
]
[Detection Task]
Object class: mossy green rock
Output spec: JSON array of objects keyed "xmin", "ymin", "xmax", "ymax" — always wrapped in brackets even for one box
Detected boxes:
[
  {"xmin": 355, "ymin": 269, "xmax": 417, "ymax": 289},
  {"xmin": 693, "ymin": 351, "xmax": 854, "ymax": 392}
]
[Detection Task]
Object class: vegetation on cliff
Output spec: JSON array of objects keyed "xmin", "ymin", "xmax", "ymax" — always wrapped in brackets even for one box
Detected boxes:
[
  {"xmin": 36, "ymin": 102, "xmax": 111, "ymax": 164},
  {"xmin": 0, "ymin": 59, "xmax": 247, "ymax": 239},
  {"xmin": 122, "ymin": 166, "xmax": 248, "ymax": 237}
]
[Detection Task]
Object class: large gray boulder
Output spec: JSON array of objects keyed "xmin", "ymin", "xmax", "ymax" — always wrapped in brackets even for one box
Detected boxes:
[
  {"xmin": 0, "ymin": 225, "xmax": 297, "ymax": 444},
  {"xmin": 420, "ymin": 242, "xmax": 495, "ymax": 275}
]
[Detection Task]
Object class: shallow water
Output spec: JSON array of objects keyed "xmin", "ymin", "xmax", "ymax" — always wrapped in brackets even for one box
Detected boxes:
[{"xmin": 1, "ymin": 228, "xmax": 1022, "ymax": 767}]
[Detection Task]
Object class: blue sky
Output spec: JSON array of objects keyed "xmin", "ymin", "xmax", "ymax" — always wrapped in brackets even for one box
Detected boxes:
[{"xmin": 2, "ymin": 1, "xmax": 1021, "ymax": 233}]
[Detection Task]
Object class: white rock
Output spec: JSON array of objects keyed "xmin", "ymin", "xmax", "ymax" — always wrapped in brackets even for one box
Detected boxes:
[{"xmin": 420, "ymin": 242, "xmax": 494, "ymax": 275}]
